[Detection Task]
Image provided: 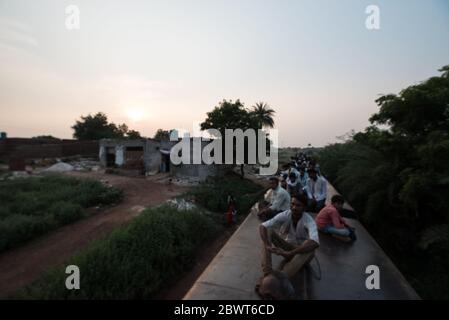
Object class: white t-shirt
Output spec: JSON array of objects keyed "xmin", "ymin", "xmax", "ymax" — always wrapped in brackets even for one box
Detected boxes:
[
  {"xmin": 262, "ymin": 210, "xmax": 320, "ymax": 245},
  {"xmin": 264, "ymin": 185, "xmax": 291, "ymax": 212}
]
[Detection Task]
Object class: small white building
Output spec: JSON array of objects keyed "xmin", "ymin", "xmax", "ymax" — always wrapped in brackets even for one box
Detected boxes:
[{"xmin": 99, "ymin": 138, "xmax": 225, "ymax": 180}]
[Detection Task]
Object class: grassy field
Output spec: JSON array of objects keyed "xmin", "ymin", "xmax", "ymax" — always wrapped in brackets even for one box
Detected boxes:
[
  {"xmin": 18, "ymin": 204, "xmax": 219, "ymax": 299},
  {"xmin": 0, "ymin": 175, "xmax": 123, "ymax": 252},
  {"xmin": 18, "ymin": 173, "xmax": 264, "ymax": 299}
]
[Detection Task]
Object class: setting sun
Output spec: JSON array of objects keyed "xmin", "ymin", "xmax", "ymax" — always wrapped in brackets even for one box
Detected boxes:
[{"xmin": 125, "ymin": 107, "xmax": 147, "ymax": 122}]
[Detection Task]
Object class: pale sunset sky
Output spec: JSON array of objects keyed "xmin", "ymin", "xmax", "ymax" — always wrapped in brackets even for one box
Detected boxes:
[{"xmin": 0, "ymin": 0, "xmax": 448, "ymax": 147}]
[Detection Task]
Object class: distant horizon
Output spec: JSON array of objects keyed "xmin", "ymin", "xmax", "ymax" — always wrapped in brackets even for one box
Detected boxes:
[
  {"xmin": 1, "ymin": 0, "xmax": 448, "ymax": 147},
  {"xmin": 1, "ymin": 132, "xmax": 326, "ymax": 149}
]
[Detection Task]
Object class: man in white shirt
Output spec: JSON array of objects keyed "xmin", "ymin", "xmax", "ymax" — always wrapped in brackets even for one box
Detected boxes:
[
  {"xmin": 306, "ymin": 168, "xmax": 327, "ymax": 212},
  {"xmin": 258, "ymin": 177, "xmax": 291, "ymax": 221},
  {"xmin": 256, "ymin": 195, "xmax": 319, "ymax": 299},
  {"xmin": 286, "ymin": 172, "xmax": 300, "ymax": 196}
]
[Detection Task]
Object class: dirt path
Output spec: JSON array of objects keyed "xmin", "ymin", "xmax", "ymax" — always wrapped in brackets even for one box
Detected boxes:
[{"xmin": 0, "ymin": 172, "xmax": 188, "ymax": 298}]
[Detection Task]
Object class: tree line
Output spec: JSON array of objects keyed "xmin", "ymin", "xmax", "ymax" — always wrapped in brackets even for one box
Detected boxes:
[
  {"xmin": 318, "ymin": 65, "xmax": 449, "ymax": 299},
  {"xmin": 71, "ymin": 101, "xmax": 276, "ymax": 142}
]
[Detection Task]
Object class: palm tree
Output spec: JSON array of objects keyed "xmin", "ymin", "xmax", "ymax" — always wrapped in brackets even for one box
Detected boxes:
[{"xmin": 251, "ymin": 102, "xmax": 275, "ymax": 128}]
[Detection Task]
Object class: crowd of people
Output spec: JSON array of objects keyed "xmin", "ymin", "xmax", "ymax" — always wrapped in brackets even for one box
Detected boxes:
[{"xmin": 255, "ymin": 152, "xmax": 356, "ymax": 300}]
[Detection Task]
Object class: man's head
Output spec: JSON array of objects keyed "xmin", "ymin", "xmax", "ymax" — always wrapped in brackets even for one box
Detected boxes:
[
  {"xmin": 258, "ymin": 271, "xmax": 295, "ymax": 300},
  {"xmin": 268, "ymin": 177, "xmax": 279, "ymax": 190},
  {"xmin": 288, "ymin": 172, "xmax": 296, "ymax": 182},
  {"xmin": 331, "ymin": 194, "xmax": 345, "ymax": 211},
  {"xmin": 308, "ymin": 168, "xmax": 317, "ymax": 180},
  {"xmin": 290, "ymin": 195, "xmax": 307, "ymax": 221}
]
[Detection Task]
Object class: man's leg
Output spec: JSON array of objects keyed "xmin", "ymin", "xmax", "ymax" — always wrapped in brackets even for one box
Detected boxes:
[
  {"xmin": 281, "ymin": 251, "xmax": 315, "ymax": 279},
  {"xmin": 320, "ymin": 225, "xmax": 352, "ymax": 242},
  {"xmin": 261, "ymin": 229, "xmax": 276, "ymax": 275},
  {"xmin": 257, "ymin": 229, "xmax": 276, "ymax": 295},
  {"xmin": 322, "ymin": 225, "xmax": 351, "ymax": 237},
  {"xmin": 269, "ymin": 232, "xmax": 315, "ymax": 278},
  {"xmin": 307, "ymin": 198, "xmax": 316, "ymax": 212},
  {"xmin": 257, "ymin": 201, "xmax": 270, "ymax": 220},
  {"xmin": 265, "ymin": 209, "xmax": 281, "ymax": 220}
]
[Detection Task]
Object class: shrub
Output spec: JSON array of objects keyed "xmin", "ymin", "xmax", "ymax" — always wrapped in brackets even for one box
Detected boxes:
[{"xmin": 188, "ymin": 173, "xmax": 263, "ymax": 216}]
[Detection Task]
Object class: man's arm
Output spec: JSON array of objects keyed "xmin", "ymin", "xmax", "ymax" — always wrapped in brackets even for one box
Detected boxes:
[
  {"xmin": 331, "ymin": 210, "xmax": 345, "ymax": 229},
  {"xmin": 269, "ymin": 190, "xmax": 284, "ymax": 211},
  {"xmin": 260, "ymin": 212, "xmax": 288, "ymax": 246},
  {"xmin": 291, "ymin": 239, "xmax": 319, "ymax": 255},
  {"xmin": 273, "ymin": 239, "xmax": 319, "ymax": 259}
]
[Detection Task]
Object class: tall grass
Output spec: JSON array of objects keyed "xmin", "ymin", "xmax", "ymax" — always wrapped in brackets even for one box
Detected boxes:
[
  {"xmin": 0, "ymin": 175, "xmax": 123, "ymax": 252},
  {"xmin": 18, "ymin": 205, "xmax": 219, "ymax": 299}
]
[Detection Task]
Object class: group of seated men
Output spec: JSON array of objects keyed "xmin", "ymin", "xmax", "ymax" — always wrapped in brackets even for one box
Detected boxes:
[
  {"xmin": 258, "ymin": 154, "xmax": 327, "ymax": 220},
  {"xmin": 255, "ymin": 155, "xmax": 356, "ymax": 299}
]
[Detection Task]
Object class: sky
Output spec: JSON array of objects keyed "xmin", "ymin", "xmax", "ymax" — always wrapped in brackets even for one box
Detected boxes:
[{"xmin": 0, "ymin": 0, "xmax": 448, "ymax": 147}]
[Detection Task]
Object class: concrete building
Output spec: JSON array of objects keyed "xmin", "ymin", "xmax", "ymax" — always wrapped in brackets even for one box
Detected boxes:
[
  {"xmin": 99, "ymin": 138, "xmax": 226, "ymax": 180},
  {"xmin": 99, "ymin": 139, "xmax": 173, "ymax": 174}
]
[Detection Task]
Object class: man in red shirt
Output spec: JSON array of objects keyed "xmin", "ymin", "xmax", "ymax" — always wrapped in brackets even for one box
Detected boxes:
[{"xmin": 315, "ymin": 194, "xmax": 356, "ymax": 242}]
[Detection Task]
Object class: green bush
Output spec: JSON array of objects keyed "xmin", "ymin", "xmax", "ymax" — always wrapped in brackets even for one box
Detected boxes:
[
  {"xmin": 18, "ymin": 205, "xmax": 218, "ymax": 299},
  {"xmin": 0, "ymin": 175, "xmax": 123, "ymax": 252},
  {"xmin": 188, "ymin": 173, "xmax": 263, "ymax": 217}
]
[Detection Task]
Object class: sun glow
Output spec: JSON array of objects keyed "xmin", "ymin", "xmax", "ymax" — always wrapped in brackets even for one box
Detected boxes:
[{"xmin": 125, "ymin": 107, "xmax": 147, "ymax": 122}]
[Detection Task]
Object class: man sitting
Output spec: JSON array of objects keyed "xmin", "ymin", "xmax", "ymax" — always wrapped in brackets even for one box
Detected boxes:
[
  {"xmin": 258, "ymin": 177, "xmax": 291, "ymax": 221},
  {"xmin": 256, "ymin": 195, "xmax": 319, "ymax": 299},
  {"xmin": 298, "ymin": 166, "xmax": 308, "ymax": 191},
  {"xmin": 315, "ymin": 194, "xmax": 356, "ymax": 242},
  {"xmin": 286, "ymin": 172, "xmax": 301, "ymax": 197},
  {"xmin": 306, "ymin": 168, "xmax": 327, "ymax": 212}
]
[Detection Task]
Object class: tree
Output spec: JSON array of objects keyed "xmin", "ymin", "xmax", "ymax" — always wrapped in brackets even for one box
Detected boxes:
[
  {"xmin": 127, "ymin": 130, "xmax": 142, "ymax": 139},
  {"xmin": 250, "ymin": 102, "xmax": 275, "ymax": 128},
  {"xmin": 72, "ymin": 112, "xmax": 141, "ymax": 140},
  {"xmin": 318, "ymin": 65, "xmax": 449, "ymax": 299},
  {"xmin": 200, "ymin": 99, "xmax": 256, "ymax": 135},
  {"xmin": 200, "ymin": 99, "xmax": 275, "ymax": 177},
  {"xmin": 153, "ymin": 129, "xmax": 171, "ymax": 141},
  {"xmin": 370, "ymin": 65, "xmax": 449, "ymax": 138}
]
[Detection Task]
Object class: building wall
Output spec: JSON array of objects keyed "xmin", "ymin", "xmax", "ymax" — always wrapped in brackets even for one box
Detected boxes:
[
  {"xmin": 99, "ymin": 139, "xmax": 146, "ymax": 167},
  {"xmin": 99, "ymin": 139, "xmax": 175, "ymax": 173},
  {"xmin": 99, "ymin": 138, "xmax": 226, "ymax": 181},
  {"xmin": 0, "ymin": 138, "xmax": 95, "ymax": 161},
  {"xmin": 1, "ymin": 139, "xmax": 98, "ymax": 164},
  {"xmin": 144, "ymin": 139, "xmax": 175, "ymax": 173}
]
